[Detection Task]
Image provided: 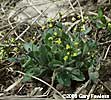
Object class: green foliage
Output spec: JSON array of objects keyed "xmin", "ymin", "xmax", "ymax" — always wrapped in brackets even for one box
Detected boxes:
[
  {"xmin": 19, "ymin": 19, "xmax": 98, "ymax": 86},
  {"xmin": 89, "ymin": 7, "xmax": 107, "ymax": 30},
  {"xmin": 89, "ymin": 7, "xmax": 111, "ymax": 42}
]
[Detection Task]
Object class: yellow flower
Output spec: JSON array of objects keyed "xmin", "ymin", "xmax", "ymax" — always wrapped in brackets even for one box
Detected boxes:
[
  {"xmin": 72, "ymin": 52, "xmax": 78, "ymax": 57},
  {"xmin": 108, "ymin": 23, "xmax": 111, "ymax": 27},
  {"xmin": 77, "ymin": 49, "xmax": 80, "ymax": 51},
  {"xmin": 81, "ymin": 25, "xmax": 85, "ymax": 31},
  {"xmin": 74, "ymin": 42, "xmax": 79, "ymax": 47},
  {"xmin": 49, "ymin": 23, "xmax": 53, "ymax": 28},
  {"xmin": 73, "ymin": 27, "xmax": 77, "ymax": 31},
  {"xmin": 72, "ymin": 17, "xmax": 76, "ymax": 21},
  {"xmin": 77, "ymin": 15, "xmax": 81, "ymax": 19},
  {"xmin": 48, "ymin": 37, "xmax": 53, "ymax": 40},
  {"xmin": 18, "ymin": 43, "xmax": 21, "ymax": 46},
  {"xmin": 53, "ymin": 32, "xmax": 58, "ymax": 36},
  {"xmin": 63, "ymin": 56, "xmax": 68, "ymax": 61},
  {"xmin": 55, "ymin": 38, "xmax": 61, "ymax": 44},
  {"xmin": 66, "ymin": 44, "xmax": 70, "ymax": 50},
  {"xmin": 47, "ymin": 17, "xmax": 53, "ymax": 22},
  {"xmin": 11, "ymin": 38, "xmax": 15, "ymax": 43},
  {"xmin": 82, "ymin": 19, "xmax": 85, "ymax": 23},
  {"xmin": 67, "ymin": 52, "xmax": 70, "ymax": 55},
  {"xmin": 13, "ymin": 47, "xmax": 18, "ymax": 51},
  {"xmin": 59, "ymin": 28, "xmax": 62, "ymax": 32},
  {"xmin": 87, "ymin": 52, "xmax": 90, "ymax": 55},
  {"xmin": 92, "ymin": 54, "xmax": 94, "ymax": 57},
  {"xmin": 42, "ymin": 25, "xmax": 46, "ymax": 30},
  {"xmin": 0, "ymin": 50, "xmax": 4, "ymax": 53}
]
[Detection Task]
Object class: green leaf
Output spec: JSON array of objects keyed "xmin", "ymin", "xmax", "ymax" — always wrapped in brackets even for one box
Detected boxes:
[
  {"xmin": 22, "ymin": 75, "xmax": 31, "ymax": 82},
  {"xmin": 22, "ymin": 68, "xmax": 35, "ymax": 82},
  {"xmin": 22, "ymin": 57, "xmax": 31, "ymax": 68},
  {"xmin": 56, "ymin": 71, "xmax": 71, "ymax": 86},
  {"xmin": 56, "ymin": 22, "xmax": 62, "ymax": 29},
  {"xmin": 39, "ymin": 45, "xmax": 49, "ymax": 65},
  {"xmin": 24, "ymin": 42, "xmax": 37, "ymax": 52},
  {"xmin": 98, "ymin": 7, "xmax": 103, "ymax": 18},
  {"xmin": 88, "ymin": 39, "xmax": 97, "ymax": 49},
  {"xmin": 71, "ymin": 69, "xmax": 85, "ymax": 81},
  {"xmin": 96, "ymin": 22, "xmax": 105, "ymax": 29},
  {"xmin": 48, "ymin": 59, "xmax": 63, "ymax": 69},
  {"xmin": 83, "ymin": 27, "xmax": 92, "ymax": 35},
  {"xmin": 88, "ymin": 66, "xmax": 99, "ymax": 82},
  {"xmin": 82, "ymin": 43, "xmax": 89, "ymax": 55},
  {"xmin": 98, "ymin": 8, "xmax": 106, "ymax": 24},
  {"xmin": 8, "ymin": 57, "xmax": 19, "ymax": 62},
  {"xmin": 89, "ymin": 71, "xmax": 99, "ymax": 82}
]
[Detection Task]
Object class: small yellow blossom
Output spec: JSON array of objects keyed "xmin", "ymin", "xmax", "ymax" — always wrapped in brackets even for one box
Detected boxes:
[
  {"xmin": 0, "ymin": 50, "xmax": 4, "ymax": 53},
  {"xmin": 13, "ymin": 47, "xmax": 18, "ymax": 51},
  {"xmin": 49, "ymin": 23, "xmax": 53, "ymax": 28},
  {"xmin": 11, "ymin": 38, "xmax": 15, "ymax": 43},
  {"xmin": 73, "ymin": 27, "xmax": 77, "ymax": 31},
  {"xmin": 87, "ymin": 52, "xmax": 90, "ymax": 55},
  {"xmin": 18, "ymin": 43, "xmax": 21, "ymax": 46},
  {"xmin": 92, "ymin": 54, "xmax": 94, "ymax": 57},
  {"xmin": 42, "ymin": 25, "xmax": 46, "ymax": 30},
  {"xmin": 53, "ymin": 32, "xmax": 58, "ymax": 36},
  {"xmin": 72, "ymin": 52, "xmax": 78, "ymax": 57},
  {"xmin": 74, "ymin": 42, "xmax": 79, "ymax": 47},
  {"xmin": 67, "ymin": 52, "xmax": 70, "ymax": 55},
  {"xmin": 63, "ymin": 56, "xmax": 68, "ymax": 61},
  {"xmin": 81, "ymin": 25, "xmax": 85, "ymax": 32},
  {"xmin": 59, "ymin": 28, "xmax": 62, "ymax": 32},
  {"xmin": 55, "ymin": 38, "xmax": 62, "ymax": 44},
  {"xmin": 108, "ymin": 23, "xmax": 111, "ymax": 27},
  {"xmin": 82, "ymin": 19, "xmax": 85, "ymax": 23},
  {"xmin": 72, "ymin": 17, "xmax": 76, "ymax": 21},
  {"xmin": 66, "ymin": 44, "xmax": 70, "ymax": 50},
  {"xmin": 47, "ymin": 17, "xmax": 53, "ymax": 22},
  {"xmin": 48, "ymin": 37, "xmax": 53, "ymax": 40},
  {"xmin": 77, "ymin": 49, "xmax": 80, "ymax": 51},
  {"xmin": 77, "ymin": 15, "xmax": 81, "ymax": 19}
]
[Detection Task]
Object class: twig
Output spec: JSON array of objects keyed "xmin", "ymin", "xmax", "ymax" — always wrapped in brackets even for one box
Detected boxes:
[
  {"xmin": 16, "ymin": 71, "xmax": 66, "ymax": 100},
  {"xmin": 99, "ymin": 40, "xmax": 111, "ymax": 45},
  {"xmin": 27, "ymin": 0, "xmax": 45, "ymax": 17},
  {"xmin": 87, "ymin": 80, "xmax": 99, "ymax": 100},
  {"xmin": 43, "ymin": 70, "xmax": 56, "ymax": 95},
  {"xmin": 4, "ymin": 77, "xmax": 23, "ymax": 92},
  {"xmin": 15, "ymin": 25, "xmax": 30, "ymax": 40},
  {"xmin": 66, "ymin": 20, "xmax": 80, "ymax": 33},
  {"xmin": 8, "ymin": 17, "xmax": 25, "ymax": 42},
  {"xmin": 68, "ymin": 0, "xmax": 76, "ymax": 12},
  {"xmin": 99, "ymin": 79, "xmax": 111, "ymax": 93},
  {"xmin": 0, "ymin": 21, "xmax": 17, "ymax": 30},
  {"xmin": 75, "ymin": 80, "xmax": 90, "ymax": 94},
  {"xmin": 16, "ymin": 84, "xmax": 25, "ymax": 94},
  {"xmin": 88, "ymin": 11, "xmax": 111, "ymax": 22},
  {"xmin": 30, "ymin": 87, "xmax": 43, "ymax": 96},
  {"xmin": 76, "ymin": 0, "xmax": 84, "ymax": 21},
  {"xmin": 103, "ymin": 44, "xmax": 111, "ymax": 60},
  {"xmin": 0, "ymin": 95, "xmax": 48, "ymax": 99},
  {"xmin": 71, "ymin": 80, "xmax": 90, "ymax": 100},
  {"xmin": 0, "ymin": 93, "xmax": 4, "ymax": 96},
  {"xmin": 15, "ymin": 5, "xmax": 49, "ymax": 40}
]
